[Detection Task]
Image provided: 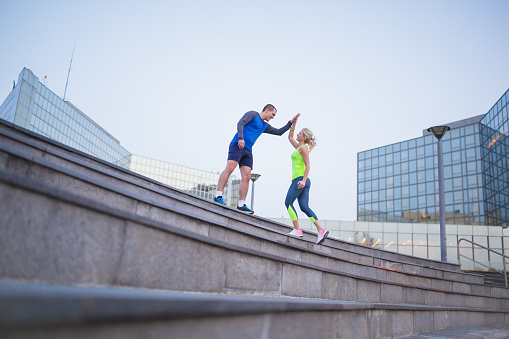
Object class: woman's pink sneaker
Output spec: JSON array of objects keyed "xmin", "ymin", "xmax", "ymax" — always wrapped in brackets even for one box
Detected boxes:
[
  {"xmin": 316, "ymin": 229, "xmax": 329, "ymax": 245},
  {"xmin": 287, "ymin": 229, "xmax": 303, "ymax": 237}
]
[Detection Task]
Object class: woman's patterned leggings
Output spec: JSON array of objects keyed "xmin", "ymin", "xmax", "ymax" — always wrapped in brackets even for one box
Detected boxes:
[{"xmin": 285, "ymin": 176, "xmax": 318, "ymax": 222}]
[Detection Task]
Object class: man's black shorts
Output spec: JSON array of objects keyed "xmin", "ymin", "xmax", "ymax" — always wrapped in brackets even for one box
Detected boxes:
[{"xmin": 228, "ymin": 142, "xmax": 253, "ymax": 169}]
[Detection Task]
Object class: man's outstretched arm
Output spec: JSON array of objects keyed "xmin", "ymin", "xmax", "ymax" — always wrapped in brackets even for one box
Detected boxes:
[{"xmin": 264, "ymin": 114, "xmax": 300, "ymax": 136}]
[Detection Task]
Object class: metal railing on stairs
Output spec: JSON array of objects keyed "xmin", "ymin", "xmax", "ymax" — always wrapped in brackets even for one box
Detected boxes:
[{"xmin": 457, "ymin": 238, "xmax": 509, "ymax": 287}]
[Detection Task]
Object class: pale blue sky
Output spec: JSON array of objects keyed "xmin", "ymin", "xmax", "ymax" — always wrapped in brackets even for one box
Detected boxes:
[{"xmin": 1, "ymin": 0, "xmax": 508, "ymax": 220}]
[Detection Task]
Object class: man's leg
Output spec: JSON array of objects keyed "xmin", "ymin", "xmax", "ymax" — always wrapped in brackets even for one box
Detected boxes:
[
  {"xmin": 239, "ymin": 165, "xmax": 252, "ymax": 202},
  {"xmin": 217, "ymin": 160, "xmax": 238, "ymax": 192}
]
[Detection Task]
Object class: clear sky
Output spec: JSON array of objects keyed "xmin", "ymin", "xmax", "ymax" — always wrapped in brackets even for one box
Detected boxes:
[{"xmin": 1, "ymin": 0, "xmax": 508, "ymax": 221}]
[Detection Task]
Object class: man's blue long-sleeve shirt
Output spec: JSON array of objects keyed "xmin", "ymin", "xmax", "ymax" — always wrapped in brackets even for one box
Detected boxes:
[{"xmin": 231, "ymin": 111, "xmax": 292, "ymax": 151}]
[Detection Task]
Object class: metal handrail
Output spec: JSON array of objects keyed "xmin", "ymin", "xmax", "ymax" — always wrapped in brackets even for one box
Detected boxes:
[
  {"xmin": 457, "ymin": 238, "xmax": 509, "ymax": 287},
  {"xmin": 458, "ymin": 254, "xmax": 497, "ymax": 274}
]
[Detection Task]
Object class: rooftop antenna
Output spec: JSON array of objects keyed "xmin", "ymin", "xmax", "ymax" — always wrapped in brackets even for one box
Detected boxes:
[{"xmin": 63, "ymin": 44, "xmax": 76, "ymax": 101}]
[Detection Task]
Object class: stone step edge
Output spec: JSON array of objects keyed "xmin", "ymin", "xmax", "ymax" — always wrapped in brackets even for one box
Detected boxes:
[
  {"xmin": 0, "ymin": 122, "xmax": 463, "ymax": 272},
  {"xmin": 405, "ymin": 325, "xmax": 509, "ymax": 338},
  {"xmin": 0, "ymin": 172, "xmax": 505, "ymax": 303},
  {"xmin": 0, "ymin": 133, "xmax": 469, "ymax": 278},
  {"xmin": 0, "ymin": 281, "xmax": 507, "ymax": 330}
]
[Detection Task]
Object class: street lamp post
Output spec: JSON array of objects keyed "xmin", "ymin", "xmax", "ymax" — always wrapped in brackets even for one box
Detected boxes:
[
  {"xmin": 250, "ymin": 173, "xmax": 261, "ymax": 211},
  {"xmin": 427, "ymin": 125, "xmax": 451, "ymax": 262}
]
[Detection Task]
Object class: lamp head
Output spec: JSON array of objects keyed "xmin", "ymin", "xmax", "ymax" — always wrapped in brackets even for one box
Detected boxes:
[
  {"xmin": 427, "ymin": 126, "xmax": 451, "ymax": 140},
  {"xmin": 250, "ymin": 173, "xmax": 261, "ymax": 182}
]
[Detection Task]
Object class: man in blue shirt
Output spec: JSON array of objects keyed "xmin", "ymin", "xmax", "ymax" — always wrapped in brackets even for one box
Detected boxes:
[{"xmin": 214, "ymin": 104, "xmax": 299, "ymax": 214}]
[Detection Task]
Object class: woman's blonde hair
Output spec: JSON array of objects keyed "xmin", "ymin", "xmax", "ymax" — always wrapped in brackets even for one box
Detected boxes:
[{"xmin": 302, "ymin": 128, "xmax": 317, "ymax": 151}]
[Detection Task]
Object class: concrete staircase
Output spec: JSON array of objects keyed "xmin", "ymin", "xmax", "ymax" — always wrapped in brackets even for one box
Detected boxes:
[{"xmin": 1, "ymin": 119, "xmax": 509, "ymax": 338}]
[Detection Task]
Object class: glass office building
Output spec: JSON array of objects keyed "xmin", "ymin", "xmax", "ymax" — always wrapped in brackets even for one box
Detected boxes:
[
  {"xmin": 357, "ymin": 116, "xmax": 485, "ymax": 225},
  {"xmin": 357, "ymin": 88, "xmax": 509, "ymax": 227},
  {"xmin": 130, "ymin": 155, "xmax": 240, "ymax": 207},
  {"xmin": 0, "ymin": 68, "xmax": 131, "ymax": 168}
]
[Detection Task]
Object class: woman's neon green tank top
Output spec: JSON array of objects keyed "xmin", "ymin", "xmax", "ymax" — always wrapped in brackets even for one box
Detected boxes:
[{"xmin": 291, "ymin": 144, "xmax": 309, "ymax": 181}]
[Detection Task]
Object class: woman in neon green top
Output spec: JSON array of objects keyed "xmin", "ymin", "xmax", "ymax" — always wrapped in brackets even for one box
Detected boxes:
[{"xmin": 285, "ymin": 117, "xmax": 328, "ymax": 245}]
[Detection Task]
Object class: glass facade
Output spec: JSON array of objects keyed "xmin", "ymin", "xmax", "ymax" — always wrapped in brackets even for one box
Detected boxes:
[
  {"xmin": 271, "ymin": 218, "xmax": 509, "ymax": 271},
  {"xmin": 358, "ymin": 87, "xmax": 509, "ymax": 226},
  {"xmin": 480, "ymin": 89, "xmax": 509, "ymax": 226},
  {"xmin": 0, "ymin": 68, "xmax": 132, "ymax": 168},
  {"xmin": 357, "ymin": 121, "xmax": 484, "ymax": 225},
  {"xmin": 130, "ymin": 155, "xmax": 240, "ymax": 207}
]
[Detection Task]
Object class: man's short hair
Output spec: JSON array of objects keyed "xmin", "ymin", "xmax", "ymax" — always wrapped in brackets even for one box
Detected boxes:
[{"xmin": 262, "ymin": 104, "xmax": 277, "ymax": 112}]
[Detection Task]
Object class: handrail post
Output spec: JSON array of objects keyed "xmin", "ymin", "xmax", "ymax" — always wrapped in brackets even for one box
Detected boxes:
[
  {"xmin": 457, "ymin": 238, "xmax": 462, "ymax": 267},
  {"xmin": 503, "ymin": 237, "xmax": 508, "ymax": 288}
]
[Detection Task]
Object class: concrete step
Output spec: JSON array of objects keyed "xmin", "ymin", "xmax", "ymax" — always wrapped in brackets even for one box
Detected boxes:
[
  {"xmin": 0, "ymin": 121, "xmax": 473, "ymax": 280},
  {"xmin": 1, "ymin": 281, "xmax": 508, "ymax": 339},
  {"xmin": 0, "ymin": 173, "xmax": 507, "ymax": 311},
  {"xmin": 405, "ymin": 325, "xmax": 509, "ymax": 338},
  {"xmin": 0, "ymin": 129, "xmax": 490, "ymax": 293}
]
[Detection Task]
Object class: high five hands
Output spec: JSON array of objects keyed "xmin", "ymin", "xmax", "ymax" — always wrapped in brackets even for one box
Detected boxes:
[{"xmin": 291, "ymin": 114, "xmax": 300, "ymax": 124}]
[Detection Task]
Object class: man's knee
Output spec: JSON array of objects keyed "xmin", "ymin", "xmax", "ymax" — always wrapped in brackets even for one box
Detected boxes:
[
  {"xmin": 240, "ymin": 168, "xmax": 251, "ymax": 180},
  {"xmin": 224, "ymin": 162, "xmax": 238, "ymax": 174},
  {"xmin": 223, "ymin": 168, "xmax": 234, "ymax": 176}
]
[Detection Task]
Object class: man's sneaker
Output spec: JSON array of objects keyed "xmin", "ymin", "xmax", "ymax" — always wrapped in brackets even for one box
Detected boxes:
[
  {"xmin": 237, "ymin": 204, "xmax": 254, "ymax": 214},
  {"xmin": 316, "ymin": 229, "xmax": 329, "ymax": 245},
  {"xmin": 214, "ymin": 196, "xmax": 226, "ymax": 205},
  {"xmin": 287, "ymin": 229, "xmax": 303, "ymax": 237}
]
